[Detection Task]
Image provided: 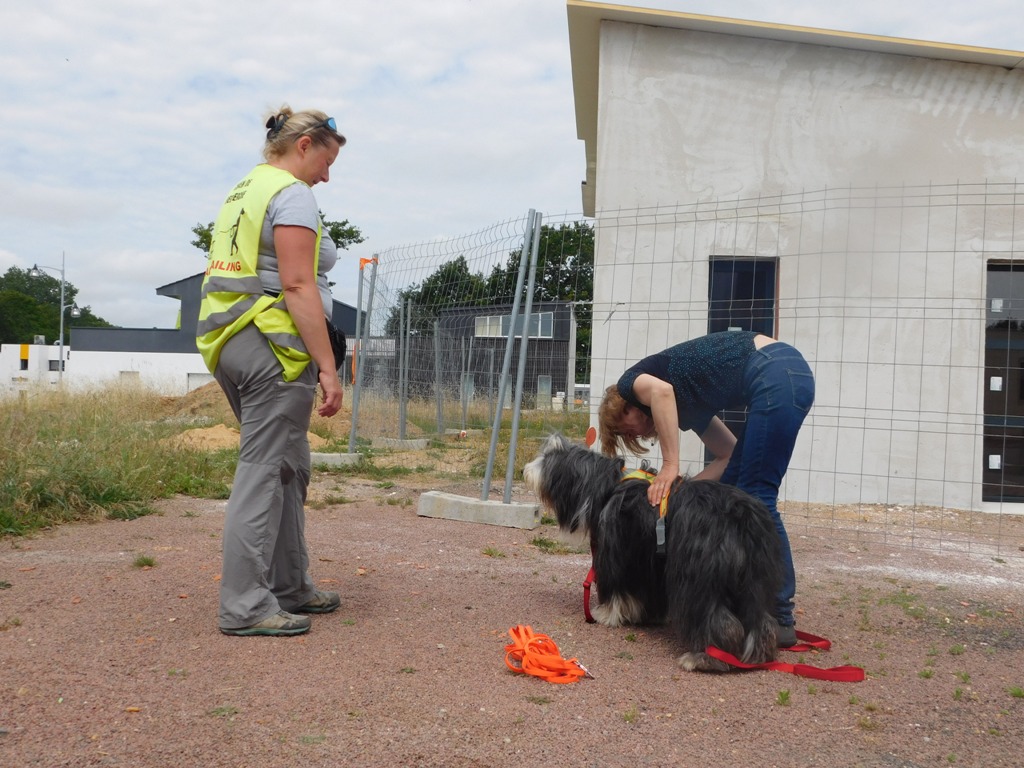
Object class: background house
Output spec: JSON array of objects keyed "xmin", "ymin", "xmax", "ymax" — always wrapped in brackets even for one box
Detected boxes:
[
  {"xmin": 567, "ymin": 1, "xmax": 1024, "ymax": 509},
  {"xmin": 1, "ymin": 272, "xmax": 362, "ymax": 395}
]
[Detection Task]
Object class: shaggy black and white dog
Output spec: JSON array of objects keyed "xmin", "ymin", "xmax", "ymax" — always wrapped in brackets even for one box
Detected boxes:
[{"xmin": 523, "ymin": 434, "xmax": 783, "ymax": 672}]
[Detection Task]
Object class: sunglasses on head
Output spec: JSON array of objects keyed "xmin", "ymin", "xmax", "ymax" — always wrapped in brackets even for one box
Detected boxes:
[{"xmin": 311, "ymin": 117, "xmax": 338, "ymax": 133}]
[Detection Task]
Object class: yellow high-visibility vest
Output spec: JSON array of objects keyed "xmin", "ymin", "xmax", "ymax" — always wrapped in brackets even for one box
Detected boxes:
[{"xmin": 196, "ymin": 164, "xmax": 321, "ymax": 380}]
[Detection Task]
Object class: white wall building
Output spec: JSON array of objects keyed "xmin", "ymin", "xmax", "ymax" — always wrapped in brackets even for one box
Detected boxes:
[{"xmin": 568, "ymin": 1, "xmax": 1024, "ymax": 510}]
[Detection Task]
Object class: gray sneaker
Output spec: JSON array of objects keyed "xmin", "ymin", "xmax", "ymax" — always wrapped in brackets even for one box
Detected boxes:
[
  {"xmin": 295, "ymin": 590, "xmax": 341, "ymax": 614},
  {"xmin": 776, "ymin": 623, "xmax": 797, "ymax": 648},
  {"xmin": 220, "ymin": 610, "xmax": 311, "ymax": 637}
]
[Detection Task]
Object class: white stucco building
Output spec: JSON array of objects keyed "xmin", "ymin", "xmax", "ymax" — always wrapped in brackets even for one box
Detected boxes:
[{"xmin": 568, "ymin": 1, "xmax": 1024, "ymax": 510}]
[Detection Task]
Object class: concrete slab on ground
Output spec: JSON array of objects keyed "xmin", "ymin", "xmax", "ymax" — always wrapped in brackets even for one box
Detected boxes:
[
  {"xmin": 417, "ymin": 491, "xmax": 540, "ymax": 529},
  {"xmin": 310, "ymin": 452, "xmax": 362, "ymax": 467}
]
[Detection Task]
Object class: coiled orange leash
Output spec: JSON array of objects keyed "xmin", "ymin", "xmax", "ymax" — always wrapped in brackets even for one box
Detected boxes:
[{"xmin": 504, "ymin": 625, "xmax": 593, "ymax": 684}]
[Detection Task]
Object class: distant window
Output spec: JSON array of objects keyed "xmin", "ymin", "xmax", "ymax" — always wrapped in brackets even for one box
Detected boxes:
[
  {"xmin": 476, "ymin": 311, "xmax": 553, "ymax": 339},
  {"xmin": 19, "ymin": 359, "xmax": 28, "ymax": 371},
  {"xmin": 48, "ymin": 360, "xmax": 62, "ymax": 372}
]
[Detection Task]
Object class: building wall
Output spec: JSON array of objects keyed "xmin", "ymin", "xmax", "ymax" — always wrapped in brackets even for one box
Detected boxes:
[
  {"xmin": 589, "ymin": 21, "xmax": 1024, "ymax": 509},
  {"xmin": 0, "ymin": 344, "xmax": 212, "ymax": 395}
]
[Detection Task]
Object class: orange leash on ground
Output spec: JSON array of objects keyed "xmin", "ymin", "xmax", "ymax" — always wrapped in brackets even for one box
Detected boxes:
[{"xmin": 504, "ymin": 625, "xmax": 593, "ymax": 684}]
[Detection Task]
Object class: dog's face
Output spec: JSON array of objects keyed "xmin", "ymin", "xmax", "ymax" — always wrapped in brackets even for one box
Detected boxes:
[
  {"xmin": 523, "ymin": 433, "xmax": 625, "ymax": 539},
  {"xmin": 522, "ymin": 433, "xmax": 573, "ymax": 498}
]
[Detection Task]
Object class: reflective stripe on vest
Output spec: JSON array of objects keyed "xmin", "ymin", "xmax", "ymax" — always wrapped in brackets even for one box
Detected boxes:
[{"xmin": 196, "ymin": 164, "xmax": 321, "ymax": 381}]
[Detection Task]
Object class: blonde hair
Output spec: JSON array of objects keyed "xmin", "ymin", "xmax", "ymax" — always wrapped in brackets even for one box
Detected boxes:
[
  {"xmin": 262, "ymin": 105, "xmax": 346, "ymax": 161},
  {"xmin": 598, "ymin": 384, "xmax": 652, "ymax": 457}
]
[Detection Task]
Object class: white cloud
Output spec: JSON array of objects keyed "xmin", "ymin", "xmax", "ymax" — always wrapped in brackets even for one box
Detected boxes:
[{"xmin": 1, "ymin": 0, "xmax": 1021, "ymax": 326}]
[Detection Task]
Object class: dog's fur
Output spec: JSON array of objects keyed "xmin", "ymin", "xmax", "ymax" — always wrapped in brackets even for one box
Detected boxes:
[{"xmin": 523, "ymin": 434, "xmax": 783, "ymax": 672}]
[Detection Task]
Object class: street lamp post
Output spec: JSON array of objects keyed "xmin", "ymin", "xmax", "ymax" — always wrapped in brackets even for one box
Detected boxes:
[{"xmin": 30, "ymin": 251, "xmax": 80, "ymax": 384}]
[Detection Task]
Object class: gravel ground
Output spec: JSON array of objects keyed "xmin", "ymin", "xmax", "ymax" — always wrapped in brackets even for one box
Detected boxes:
[{"xmin": 2, "ymin": 472, "xmax": 1023, "ymax": 768}]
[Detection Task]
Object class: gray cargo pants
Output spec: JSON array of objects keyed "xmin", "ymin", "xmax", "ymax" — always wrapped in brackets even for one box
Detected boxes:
[{"xmin": 213, "ymin": 323, "xmax": 318, "ymax": 629}]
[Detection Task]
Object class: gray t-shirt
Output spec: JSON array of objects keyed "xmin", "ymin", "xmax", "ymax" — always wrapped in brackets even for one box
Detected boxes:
[{"xmin": 255, "ymin": 182, "xmax": 338, "ymax": 318}]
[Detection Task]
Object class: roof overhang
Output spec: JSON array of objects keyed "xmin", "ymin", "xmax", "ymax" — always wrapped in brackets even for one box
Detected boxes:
[{"xmin": 567, "ymin": 0, "xmax": 1024, "ymax": 216}]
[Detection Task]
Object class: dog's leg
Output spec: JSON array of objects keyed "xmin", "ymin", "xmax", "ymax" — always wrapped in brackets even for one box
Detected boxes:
[{"xmin": 591, "ymin": 593, "xmax": 645, "ymax": 627}]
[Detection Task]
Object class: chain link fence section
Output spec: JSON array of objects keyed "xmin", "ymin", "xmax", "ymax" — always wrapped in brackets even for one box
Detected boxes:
[{"xmin": 347, "ymin": 211, "xmax": 596, "ymax": 493}]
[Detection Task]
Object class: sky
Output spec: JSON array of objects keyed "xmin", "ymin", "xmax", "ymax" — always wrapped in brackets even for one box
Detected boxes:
[{"xmin": 1, "ymin": 0, "xmax": 1022, "ymax": 329}]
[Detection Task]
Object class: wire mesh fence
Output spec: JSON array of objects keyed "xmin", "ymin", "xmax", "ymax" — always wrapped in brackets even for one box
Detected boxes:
[{"xmin": 348, "ymin": 184, "xmax": 1024, "ymax": 559}]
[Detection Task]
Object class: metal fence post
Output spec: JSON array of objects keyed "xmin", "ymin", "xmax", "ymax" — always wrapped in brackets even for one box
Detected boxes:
[
  {"xmin": 503, "ymin": 211, "xmax": 543, "ymax": 503},
  {"xmin": 481, "ymin": 210, "xmax": 537, "ymax": 500}
]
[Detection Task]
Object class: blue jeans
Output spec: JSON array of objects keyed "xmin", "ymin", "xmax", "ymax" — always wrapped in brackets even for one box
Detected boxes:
[{"xmin": 719, "ymin": 341, "xmax": 814, "ymax": 627}]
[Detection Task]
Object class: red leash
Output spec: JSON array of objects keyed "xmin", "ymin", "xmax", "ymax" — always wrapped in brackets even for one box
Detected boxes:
[
  {"xmin": 583, "ymin": 564, "xmax": 597, "ymax": 623},
  {"xmin": 707, "ymin": 641, "xmax": 865, "ymax": 682}
]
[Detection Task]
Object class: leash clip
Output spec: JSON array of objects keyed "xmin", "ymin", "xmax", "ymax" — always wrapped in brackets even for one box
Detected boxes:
[{"xmin": 574, "ymin": 660, "xmax": 595, "ymax": 679}]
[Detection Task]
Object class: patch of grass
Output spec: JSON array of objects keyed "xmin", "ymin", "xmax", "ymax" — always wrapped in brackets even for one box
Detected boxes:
[
  {"xmin": 208, "ymin": 705, "xmax": 239, "ymax": 718},
  {"xmin": 953, "ymin": 688, "xmax": 963, "ymax": 701},
  {"xmin": 919, "ymin": 668, "xmax": 935, "ymax": 679},
  {"xmin": 330, "ymin": 454, "xmax": 412, "ymax": 481},
  {"xmin": 857, "ymin": 716, "xmax": 881, "ymax": 731},
  {"xmin": 622, "ymin": 705, "xmax": 640, "ymax": 724},
  {"xmin": 1, "ymin": 617, "xmax": 23, "ymax": 631},
  {"xmin": 482, "ymin": 546, "xmax": 506, "ymax": 558},
  {"xmin": 1, "ymin": 385, "xmax": 236, "ymax": 536},
  {"xmin": 299, "ymin": 734, "xmax": 326, "ymax": 745},
  {"xmin": 132, "ymin": 554, "xmax": 156, "ymax": 568},
  {"xmin": 949, "ymin": 644, "xmax": 966, "ymax": 656},
  {"xmin": 776, "ymin": 690, "xmax": 791, "ymax": 706},
  {"xmin": 399, "ymin": 667, "xmax": 416, "ymax": 674},
  {"xmin": 956, "ymin": 671, "xmax": 971, "ymax": 683},
  {"xmin": 307, "ymin": 493, "xmax": 353, "ymax": 509},
  {"xmin": 624, "ymin": 633, "xmax": 637, "ymax": 642},
  {"xmin": 530, "ymin": 535, "xmax": 578, "ymax": 555},
  {"xmin": 0, "ymin": 581, "xmax": 10, "ymax": 590},
  {"xmin": 527, "ymin": 695, "xmax": 552, "ymax": 705},
  {"xmin": 616, "ymin": 651, "xmax": 634, "ymax": 660},
  {"xmin": 1007, "ymin": 686, "xmax": 1024, "ymax": 698},
  {"xmin": 879, "ymin": 588, "xmax": 926, "ymax": 620}
]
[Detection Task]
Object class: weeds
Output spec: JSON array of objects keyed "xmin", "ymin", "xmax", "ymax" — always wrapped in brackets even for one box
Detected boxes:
[
  {"xmin": 132, "ymin": 554, "xmax": 156, "ymax": 568},
  {"xmin": 1, "ymin": 385, "xmax": 234, "ymax": 535},
  {"xmin": 531, "ymin": 535, "xmax": 582, "ymax": 555}
]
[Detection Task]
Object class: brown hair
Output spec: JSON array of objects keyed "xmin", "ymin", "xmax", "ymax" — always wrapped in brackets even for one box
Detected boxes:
[
  {"xmin": 262, "ymin": 105, "xmax": 346, "ymax": 161},
  {"xmin": 598, "ymin": 384, "xmax": 651, "ymax": 457}
]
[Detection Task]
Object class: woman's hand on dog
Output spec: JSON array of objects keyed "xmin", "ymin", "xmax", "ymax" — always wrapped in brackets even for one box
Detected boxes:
[{"xmin": 648, "ymin": 462, "xmax": 679, "ymax": 505}]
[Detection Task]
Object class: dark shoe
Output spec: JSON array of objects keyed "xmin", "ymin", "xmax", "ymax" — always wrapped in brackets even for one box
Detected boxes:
[
  {"xmin": 295, "ymin": 590, "xmax": 341, "ymax": 614},
  {"xmin": 776, "ymin": 623, "xmax": 797, "ymax": 648},
  {"xmin": 220, "ymin": 610, "xmax": 311, "ymax": 637}
]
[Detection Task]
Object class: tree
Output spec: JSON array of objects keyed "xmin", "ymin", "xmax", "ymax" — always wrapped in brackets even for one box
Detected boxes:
[
  {"xmin": 0, "ymin": 267, "xmax": 113, "ymax": 345},
  {"xmin": 384, "ymin": 256, "xmax": 489, "ymax": 337},
  {"xmin": 485, "ymin": 222, "xmax": 595, "ymax": 381},
  {"xmin": 383, "ymin": 222, "xmax": 595, "ymax": 382},
  {"xmin": 190, "ymin": 211, "xmax": 365, "ymax": 256}
]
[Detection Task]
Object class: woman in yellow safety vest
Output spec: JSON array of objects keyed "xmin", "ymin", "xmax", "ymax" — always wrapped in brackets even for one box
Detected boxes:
[{"xmin": 198, "ymin": 105, "xmax": 346, "ymax": 637}]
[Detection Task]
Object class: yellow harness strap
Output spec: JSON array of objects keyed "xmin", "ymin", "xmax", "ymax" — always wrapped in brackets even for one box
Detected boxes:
[{"xmin": 620, "ymin": 469, "xmax": 670, "ymax": 518}]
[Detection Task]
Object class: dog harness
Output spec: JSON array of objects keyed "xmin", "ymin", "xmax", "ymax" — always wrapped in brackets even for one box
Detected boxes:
[{"xmin": 620, "ymin": 468, "xmax": 670, "ymax": 552}]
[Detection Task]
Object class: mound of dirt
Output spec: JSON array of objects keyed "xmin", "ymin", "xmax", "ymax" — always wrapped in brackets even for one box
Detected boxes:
[{"xmin": 159, "ymin": 382, "xmax": 348, "ymax": 452}]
